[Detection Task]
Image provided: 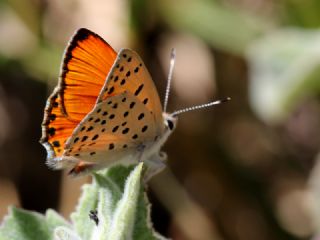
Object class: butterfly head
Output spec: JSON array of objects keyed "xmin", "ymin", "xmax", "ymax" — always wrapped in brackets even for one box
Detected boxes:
[{"xmin": 163, "ymin": 112, "xmax": 178, "ymax": 132}]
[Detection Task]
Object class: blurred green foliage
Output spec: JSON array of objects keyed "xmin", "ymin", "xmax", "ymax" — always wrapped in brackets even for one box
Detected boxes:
[{"xmin": 281, "ymin": 0, "xmax": 320, "ymax": 27}]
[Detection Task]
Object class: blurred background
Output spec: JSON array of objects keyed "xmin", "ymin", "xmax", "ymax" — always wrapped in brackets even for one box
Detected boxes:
[{"xmin": 0, "ymin": 0, "xmax": 320, "ymax": 239}]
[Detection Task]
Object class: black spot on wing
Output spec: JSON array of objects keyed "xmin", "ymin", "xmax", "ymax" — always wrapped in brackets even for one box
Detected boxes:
[
  {"xmin": 122, "ymin": 128, "xmax": 129, "ymax": 134},
  {"xmin": 53, "ymin": 141, "xmax": 60, "ymax": 147},
  {"xmin": 48, "ymin": 127, "xmax": 56, "ymax": 136},
  {"xmin": 53, "ymin": 102, "xmax": 58, "ymax": 108},
  {"xmin": 112, "ymin": 126, "xmax": 119, "ymax": 133},
  {"xmin": 141, "ymin": 125, "xmax": 148, "ymax": 132},
  {"xmin": 92, "ymin": 134, "xmax": 99, "ymax": 140},
  {"xmin": 138, "ymin": 113, "xmax": 144, "ymax": 120},
  {"xmin": 49, "ymin": 114, "xmax": 56, "ymax": 121},
  {"xmin": 129, "ymin": 102, "xmax": 135, "ymax": 109},
  {"xmin": 134, "ymin": 84, "xmax": 144, "ymax": 96},
  {"xmin": 108, "ymin": 86, "xmax": 114, "ymax": 94}
]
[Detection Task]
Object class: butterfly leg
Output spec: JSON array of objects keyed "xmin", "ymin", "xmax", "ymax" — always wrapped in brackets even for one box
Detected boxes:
[
  {"xmin": 68, "ymin": 161, "xmax": 97, "ymax": 176},
  {"xmin": 143, "ymin": 151, "xmax": 167, "ymax": 182},
  {"xmin": 137, "ymin": 144, "xmax": 146, "ymax": 163}
]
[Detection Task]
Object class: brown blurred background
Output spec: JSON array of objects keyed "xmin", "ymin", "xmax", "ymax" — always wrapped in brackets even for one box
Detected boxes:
[{"xmin": 0, "ymin": 0, "xmax": 320, "ymax": 239}]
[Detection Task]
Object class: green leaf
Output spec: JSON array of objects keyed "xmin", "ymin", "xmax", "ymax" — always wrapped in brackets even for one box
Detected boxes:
[
  {"xmin": 0, "ymin": 207, "xmax": 51, "ymax": 240},
  {"xmin": 45, "ymin": 209, "xmax": 71, "ymax": 234},
  {"xmin": 105, "ymin": 163, "xmax": 143, "ymax": 239},
  {"xmin": 91, "ymin": 163, "xmax": 167, "ymax": 240}
]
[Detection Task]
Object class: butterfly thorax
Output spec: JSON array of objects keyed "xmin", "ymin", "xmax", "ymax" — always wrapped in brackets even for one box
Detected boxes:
[{"xmin": 139, "ymin": 112, "xmax": 177, "ymax": 161}]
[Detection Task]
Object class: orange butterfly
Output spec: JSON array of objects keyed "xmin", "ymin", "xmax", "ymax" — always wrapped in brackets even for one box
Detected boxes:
[{"xmin": 40, "ymin": 28, "xmax": 229, "ymax": 177}]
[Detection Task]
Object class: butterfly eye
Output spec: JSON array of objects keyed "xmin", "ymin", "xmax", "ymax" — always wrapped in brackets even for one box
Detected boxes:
[{"xmin": 167, "ymin": 119, "xmax": 174, "ymax": 131}]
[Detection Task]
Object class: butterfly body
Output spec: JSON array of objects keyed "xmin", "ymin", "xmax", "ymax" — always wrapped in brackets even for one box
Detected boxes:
[{"xmin": 41, "ymin": 28, "xmax": 177, "ymax": 177}]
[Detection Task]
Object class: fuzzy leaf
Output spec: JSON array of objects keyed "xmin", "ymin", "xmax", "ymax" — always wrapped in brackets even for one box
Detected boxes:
[
  {"xmin": 45, "ymin": 209, "xmax": 71, "ymax": 232},
  {"xmin": 0, "ymin": 207, "xmax": 52, "ymax": 240},
  {"xmin": 105, "ymin": 163, "xmax": 143, "ymax": 239},
  {"xmin": 90, "ymin": 163, "xmax": 167, "ymax": 240}
]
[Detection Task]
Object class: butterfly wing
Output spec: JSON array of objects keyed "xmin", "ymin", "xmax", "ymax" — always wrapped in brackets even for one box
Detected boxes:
[
  {"xmin": 60, "ymin": 91, "xmax": 159, "ymax": 173},
  {"xmin": 40, "ymin": 28, "xmax": 117, "ymax": 161},
  {"xmin": 97, "ymin": 49, "xmax": 164, "ymax": 135},
  {"xmin": 56, "ymin": 49, "xmax": 166, "ymax": 174}
]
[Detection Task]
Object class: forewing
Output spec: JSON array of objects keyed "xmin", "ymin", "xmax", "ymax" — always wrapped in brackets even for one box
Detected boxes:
[
  {"xmin": 97, "ymin": 49, "xmax": 164, "ymax": 135},
  {"xmin": 40, "ymin": 28, "xmax": 117, "ymax": 158}
]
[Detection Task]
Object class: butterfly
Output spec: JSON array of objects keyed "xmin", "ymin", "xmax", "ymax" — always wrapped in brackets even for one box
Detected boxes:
[{"xmin": 40, "ymin": 28, "xmax": 230, "ymax": 178}]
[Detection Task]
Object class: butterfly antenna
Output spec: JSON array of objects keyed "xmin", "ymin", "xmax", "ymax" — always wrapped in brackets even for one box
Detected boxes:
[
  {"xmin": 172, "ymin": 97, "xmax": 231, "ymax": 116},
  {"xmin": 163, "ymin": 48, "xmax": 176, "ymax": 113}
]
